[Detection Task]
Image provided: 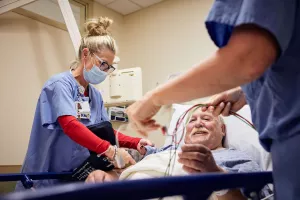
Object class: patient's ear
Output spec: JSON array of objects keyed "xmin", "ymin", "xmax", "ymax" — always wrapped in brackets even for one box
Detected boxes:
[{"xmin": 221, "ymin": 124, "xmax": 226, "ymax": 137}]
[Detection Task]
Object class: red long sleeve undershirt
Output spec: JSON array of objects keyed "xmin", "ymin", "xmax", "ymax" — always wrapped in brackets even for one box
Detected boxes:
[
  {"xmin": 58, "ymin": 116, "xmax": 141, "ymax": 154},
  {"xmin": 57, "ymin": 89, "xmax": 141, "ymax": 155}
]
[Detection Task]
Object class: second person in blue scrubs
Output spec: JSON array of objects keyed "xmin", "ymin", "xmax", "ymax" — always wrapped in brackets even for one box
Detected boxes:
[{"xmin": 126, "ymin": 1, "xmax": 300, "ymax": 199}]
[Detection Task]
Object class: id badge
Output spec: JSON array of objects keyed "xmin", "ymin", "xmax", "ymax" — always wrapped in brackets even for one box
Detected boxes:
[{"xmin": 75, "ymin": 98, "xmax": 91, "ymax": 120}]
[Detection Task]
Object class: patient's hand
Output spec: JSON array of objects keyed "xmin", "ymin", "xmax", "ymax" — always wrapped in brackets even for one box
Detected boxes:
[
  {"xmin": 85, "ymin": 170, "xmax": 119, "ymax": 183},
  {"xmin": 137, "ymin": 139, "xmax": 154, "ymax": 155},
  {"xmin": 178, "ymin": 144, "xmax": 222, "ymax": 173}
]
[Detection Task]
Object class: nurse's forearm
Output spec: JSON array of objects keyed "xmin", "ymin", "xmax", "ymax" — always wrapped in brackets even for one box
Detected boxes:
[
  {"xmin": 58, "ymin": 116, "xmax": 110, "ymax": 155},
  {"xmin": 150, "ymin": 25, "xmax": 278, "ymax": 106},
  {"xmin": 115, "ymin": 130, "xmax": 141, "ymax": 149}
]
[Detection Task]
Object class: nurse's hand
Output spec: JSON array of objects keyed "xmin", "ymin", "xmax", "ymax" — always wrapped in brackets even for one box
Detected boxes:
[
  {"xmin": 202, "ymin": 87, "xmax": 247, "ymax": 116},
  {"xmin": 115, "ymin": 148, "xmax": 136, "ymax": 168},
  {"xmin": 137, "ymin": 139, "xmax": 154, "ymax": 155},
  {"xmin": 126, "ymin": 92, "xmax": 162, "ymax": 136},
  {"xmin": 104, "ymin": 146, "xmax": 136, "ymax": 167}
]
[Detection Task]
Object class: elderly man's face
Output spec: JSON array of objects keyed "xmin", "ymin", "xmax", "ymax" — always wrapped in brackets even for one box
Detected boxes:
[{"xmin": 184, "ymin": 107, "xmax": 225, "ymax": 150}]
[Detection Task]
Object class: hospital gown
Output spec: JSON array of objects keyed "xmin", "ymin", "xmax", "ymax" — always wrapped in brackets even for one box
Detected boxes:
[
  {"xmin": 145, "ymin": 146, "xmax": 261, "ymax": 172},
  {"xmin": 143, "ymin": 146, "xmax": 273, "ymax": 198}
]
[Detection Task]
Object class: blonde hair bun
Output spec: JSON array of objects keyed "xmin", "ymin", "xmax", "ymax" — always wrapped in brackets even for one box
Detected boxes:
[{"xmin": 86, "ymin": 17, "xmax": 113, "ymax": 37}]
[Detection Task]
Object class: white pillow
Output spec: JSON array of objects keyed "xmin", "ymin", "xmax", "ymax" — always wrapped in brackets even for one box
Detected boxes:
[{"xmin": 164, "ymin": 104, "xmax": 272, "ymax": 171}]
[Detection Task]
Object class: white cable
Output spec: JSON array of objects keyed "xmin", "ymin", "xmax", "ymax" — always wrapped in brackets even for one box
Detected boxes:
[
  {"xmin": 166, "ymin": 107, "xmax": 196, "ymax": 176},
  {"xmin": 115, "ymin": 125, "xmax": 126, "ymax": 168},
  {"xmin": 260, "ymin": 194, "xmax": 274, "ymax": 200}
]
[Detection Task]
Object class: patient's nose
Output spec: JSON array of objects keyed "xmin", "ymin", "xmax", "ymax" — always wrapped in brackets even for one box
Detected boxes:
[{"xmin": 194, "ymin": 118, "xmax": 204, "ymax": 128}]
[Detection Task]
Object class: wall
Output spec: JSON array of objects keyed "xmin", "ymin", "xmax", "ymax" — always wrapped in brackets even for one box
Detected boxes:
[
  {"xmin": 121, "ymin": 0, "xmax": 216, "ymax": 92},
  {"xmin": 92, "ymin": 1, "xmax": 124, "ymax": 59},
  {"xmin": 0, "ymin": 12, "xmax": 75, "ymax": 165},
  {"xmin": 21, "ymin": 0, "xmax": 81, "ymax": 25},
  {"xmin": 116, "ymin": 0, "xmax": 216, "ymax": 146}
]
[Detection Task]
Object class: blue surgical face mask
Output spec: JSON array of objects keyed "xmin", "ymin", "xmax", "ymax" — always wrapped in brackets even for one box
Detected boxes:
[{"xmin": 83, "ymin": 60, "xmax": 107, "ymax": 84}]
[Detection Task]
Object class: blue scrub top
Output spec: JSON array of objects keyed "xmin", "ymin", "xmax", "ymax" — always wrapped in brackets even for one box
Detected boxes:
[
  {"xmin": 16, "ymin": 71, "xmax": 109, "ymax": 190},
  {"xmin": 205, "ymin": 0, "xmax": 300, "ymax": 151}
]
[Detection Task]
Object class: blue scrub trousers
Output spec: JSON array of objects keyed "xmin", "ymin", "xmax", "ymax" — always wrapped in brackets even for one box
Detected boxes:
[{"xmin": 271, "ymin": 133, "xmax": 300, "ymax": 199}]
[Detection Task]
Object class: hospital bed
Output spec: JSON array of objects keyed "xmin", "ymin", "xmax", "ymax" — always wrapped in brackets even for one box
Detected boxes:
[
  {"xmin": 0, "ymin": 105, "xmax": 273, "ymax": 199},
  {"xmin": 0, "ymin": 171, "xmax": 272, "ymax": 200}
]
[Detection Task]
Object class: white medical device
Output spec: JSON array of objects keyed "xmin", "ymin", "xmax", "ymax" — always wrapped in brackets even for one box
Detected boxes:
[
  {"xmin": 107, "ymin": 106, "xmax": 128, "ymax": 122},
  {"xmin": 95, "ymin": 67, "xmax": 143, "ymax": 107}
]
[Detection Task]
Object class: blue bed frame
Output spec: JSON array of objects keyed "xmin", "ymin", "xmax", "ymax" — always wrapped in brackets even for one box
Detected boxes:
[{"xmin": 0, "ymin": 171, "xmax": 273, "ymax": 200}]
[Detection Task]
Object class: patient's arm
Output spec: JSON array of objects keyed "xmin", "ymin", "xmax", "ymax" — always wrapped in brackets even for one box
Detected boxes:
[
  {"xmin": 214, "ymin": 189, "xmax": 247, "ymax": 200},
  {"xmin": 85, "ymin": 170, "xmax": 119, "ymax": 184}
]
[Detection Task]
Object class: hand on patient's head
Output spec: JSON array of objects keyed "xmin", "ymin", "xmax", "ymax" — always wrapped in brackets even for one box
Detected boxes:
[
  {"xmin": 178, "ymin": 144, "xmax": 222, "ymax": 173},
  {"xmin": 203, "ymin": 87, "xmax": 246, "ymax": 116}
]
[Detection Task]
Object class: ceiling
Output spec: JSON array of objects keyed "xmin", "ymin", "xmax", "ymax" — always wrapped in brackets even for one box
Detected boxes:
[{"xmin": 94, "ymin": 0, "xmax": 164, "ymax": 15}]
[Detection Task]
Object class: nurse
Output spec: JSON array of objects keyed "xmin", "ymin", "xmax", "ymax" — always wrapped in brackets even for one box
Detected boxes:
[
  {"xmin": 16, "ymin": 17, "xmax": 151, "ymax": 190},
  {"xmin": 126, "ymin": 1, "xmax": 300, "ymax": 199}
]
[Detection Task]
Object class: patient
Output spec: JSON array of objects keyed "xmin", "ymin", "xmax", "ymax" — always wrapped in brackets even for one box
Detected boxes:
[{"xmin": 85, "ymin": 107, "xmax": 272, "ymax": 199}]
